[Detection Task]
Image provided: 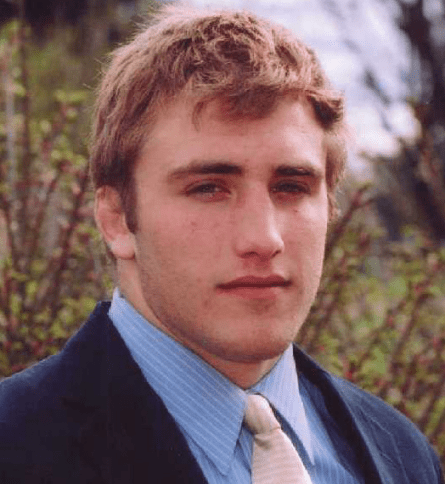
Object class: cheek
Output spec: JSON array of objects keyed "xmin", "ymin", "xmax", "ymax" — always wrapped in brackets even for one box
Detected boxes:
[
  {"xmin": 305, "ymin": 200, "xmax": 329, "ymax": 253},
  {"xmin": 148, "ymin": 214, "xmax": 226, "ymax": 267},
  {"xmin": 285, "ymin": 216, "xmax": 327, "ymax": 268}
]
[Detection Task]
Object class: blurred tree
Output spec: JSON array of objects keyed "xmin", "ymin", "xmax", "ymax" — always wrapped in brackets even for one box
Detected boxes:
[
  {"xmin": 1, "ymin": 0, "xmax": 130, "ymax": 29},
  {"xmin": 373, "ymin": 0, "xmax": 445, "ymax": 241},
  {"xmin": 0, "ymin": 20, "xmax": 111, "ymax": 375},
  {"xmin": 0, "ymin": 0, "xmax": 159, "ymax": 55}
]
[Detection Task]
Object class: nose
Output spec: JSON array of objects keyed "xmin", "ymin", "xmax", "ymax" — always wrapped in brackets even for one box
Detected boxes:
[{"xmin": 232, "ymin": 188, "xmax": 284, "ymax": 261}]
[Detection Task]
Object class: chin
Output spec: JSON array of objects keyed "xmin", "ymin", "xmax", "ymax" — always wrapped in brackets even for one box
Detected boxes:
[{"xmin": 214, "ymin": 336, "xmax": 293, "ymax": 364}]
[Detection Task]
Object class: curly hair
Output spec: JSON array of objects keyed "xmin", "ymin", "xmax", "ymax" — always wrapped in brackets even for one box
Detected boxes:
[{"xmin": 90, "ymin": 4, "xmax": 347, "ymax": 230}]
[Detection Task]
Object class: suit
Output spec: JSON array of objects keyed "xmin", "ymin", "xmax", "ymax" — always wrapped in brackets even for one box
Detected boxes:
[{"xmin": 0, "ymin": 302, "xmax": 442, "ymax": 483}]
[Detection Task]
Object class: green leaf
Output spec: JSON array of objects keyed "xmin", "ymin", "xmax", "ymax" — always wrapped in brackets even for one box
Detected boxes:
[
  {"xmin": 26, "ymin": 280, "xmax": 38, "ymax": 299},
  {"xmin": 387, "ymin": 276, "xmax": 408, "ymax": 298}
]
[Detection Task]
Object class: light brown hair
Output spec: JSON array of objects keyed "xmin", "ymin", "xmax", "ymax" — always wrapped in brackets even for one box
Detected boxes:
[{"xmin": 90, "ymin": 4, "xmax": 347, "ymax": 230}]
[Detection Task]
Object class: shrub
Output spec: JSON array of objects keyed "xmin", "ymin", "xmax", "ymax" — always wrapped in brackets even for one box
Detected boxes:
[{"xmin": 0, "ymin": 20, "xmax": 110, "ymax": 375}]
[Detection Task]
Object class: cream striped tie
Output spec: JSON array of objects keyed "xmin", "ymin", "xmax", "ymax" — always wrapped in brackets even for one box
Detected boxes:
[{"xmin": 244, "ymin": 394, "xmax": 313, "ymax": 484}]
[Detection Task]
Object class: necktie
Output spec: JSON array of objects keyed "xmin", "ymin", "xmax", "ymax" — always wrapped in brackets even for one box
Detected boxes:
[{"xmin": 244, "ymin": 394, "xmax": 313, "ymax": 484}]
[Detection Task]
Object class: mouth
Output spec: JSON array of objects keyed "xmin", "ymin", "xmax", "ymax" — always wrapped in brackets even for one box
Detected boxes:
[{"xmin": 217, "ymin": 275, "xmax": 291, "ymax": 299}]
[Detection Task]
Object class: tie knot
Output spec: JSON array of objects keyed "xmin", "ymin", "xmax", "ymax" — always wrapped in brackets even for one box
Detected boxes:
[{"xmin": 244, "ymin": 394, "xmax": 281, "ymax": 435}]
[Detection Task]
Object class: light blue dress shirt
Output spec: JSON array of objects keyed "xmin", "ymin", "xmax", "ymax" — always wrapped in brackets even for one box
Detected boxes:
[{"xmin": 109, "ymin": 289, "xmax": 363, "ymax": 483}]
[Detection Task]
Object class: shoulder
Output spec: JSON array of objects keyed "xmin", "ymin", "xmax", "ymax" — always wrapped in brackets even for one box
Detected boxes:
[
  {"xmin": 0, "ymin": 349, "xmax": 64, "ymax": 427},
  {"xmin": 330, "ymin": 372, "xmax": 443, "ymax": 480},
  {"xmin": 328, "ymin": 371, "xmax": 425, "ymax": 435},
  {"xmin": 0, "ymin": 302, "xmax": 111, "ymax": 462},
  {"xmin": 0, "ymin": 351, "xmax": 68, "ymax": 479},
  {"xmin": 294, "ymin": 345, "xmax": 443, "ymax": 481},
  {"xmin": 0, "ymin": 301, "xmax": 111, "ymax": 411},
  {"xmin": 293, "ymin": 344, "xmax": 418, "ymax": 432}
]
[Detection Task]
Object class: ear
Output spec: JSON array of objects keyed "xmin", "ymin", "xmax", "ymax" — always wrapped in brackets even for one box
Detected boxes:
[{"xmin": 94, "ymin": 186, "xmax": 135, "ymax": 260}]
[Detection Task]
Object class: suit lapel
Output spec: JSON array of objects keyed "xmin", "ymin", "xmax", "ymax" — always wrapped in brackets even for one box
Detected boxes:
[
  {"xmin": 350, "ymin": 409, "xmax": 408, "ymax": 484},
  {"xmin": 293, "ymin": 345, "xmax": 409, "ymax": 484},
  {"xmin": 61, "ymin": 303, "xmax": 208, "ymax": 484}
]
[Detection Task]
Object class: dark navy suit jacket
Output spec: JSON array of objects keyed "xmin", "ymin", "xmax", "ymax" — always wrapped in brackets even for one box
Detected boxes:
[{"xmin": 0, "ymin": 302, "xmax": 443, "ymax": 483}]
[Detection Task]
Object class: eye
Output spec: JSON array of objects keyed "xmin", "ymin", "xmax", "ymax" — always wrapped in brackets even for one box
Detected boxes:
[
  {"xmin": 186, "ymin": 182, "xmax": 229, "ymax": 201},
  {"xmin": 271, "ymin": 181, "xmax": 310, "ymax": 197}
]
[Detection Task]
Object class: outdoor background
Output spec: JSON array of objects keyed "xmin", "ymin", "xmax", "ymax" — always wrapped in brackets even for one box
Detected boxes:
[{"xmin": 1, "ymin": 0, "xmax": 445, "ymax": 467}]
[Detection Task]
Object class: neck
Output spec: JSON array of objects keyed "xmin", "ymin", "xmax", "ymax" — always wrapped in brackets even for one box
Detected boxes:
[{"xmin": 203, "ymin": 355, "xmax": 281, "ymax": 389}]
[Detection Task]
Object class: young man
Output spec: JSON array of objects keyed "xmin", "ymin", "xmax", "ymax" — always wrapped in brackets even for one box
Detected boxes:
[{"xmin": 0, "ymin": 5, "xmax": 442, "ymax": 483}]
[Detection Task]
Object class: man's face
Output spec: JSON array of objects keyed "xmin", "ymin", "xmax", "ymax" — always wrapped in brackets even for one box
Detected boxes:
[{"xmin": 121, "ymin": 96, "xmax": 329, "ymax": 379}]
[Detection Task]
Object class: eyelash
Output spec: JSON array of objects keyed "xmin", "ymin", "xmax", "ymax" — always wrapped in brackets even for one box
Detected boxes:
[
  {"xmin": 185, "ymin": 180, "xmax": 310, "ymax": 201},
  {"xmin": 271, "ymin": 182, "xmax": 310, "ymax": 195},
  {"xmin": 185, "ymin": 182, "xmax": 229, "ymax": 200}
]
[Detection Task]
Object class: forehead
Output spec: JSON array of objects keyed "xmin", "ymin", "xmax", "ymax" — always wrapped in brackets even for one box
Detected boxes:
[
  {"xmin": 137, "ymin": 95, "xmax": 327, "ymax": 176},
  {"xmin": 155, "ymin": 94, "xmax": 321, "ymax": 131}
]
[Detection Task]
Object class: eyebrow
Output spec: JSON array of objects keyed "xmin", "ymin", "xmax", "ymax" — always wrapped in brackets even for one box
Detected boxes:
[
  {"xmin": 167, "ymin": 161, "xmax": 242, "ymax": 181},
  {"xmin": 167, "ymin": 160, "xmax": 321, "ymax": 181},
  {"xmin": 274, "ymin": 164, "xmax": 321, "ymax": 178}
]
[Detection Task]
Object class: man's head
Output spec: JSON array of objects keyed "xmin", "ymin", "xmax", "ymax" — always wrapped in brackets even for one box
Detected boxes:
[
  {"xmin": 93, "ymin": 5, "xmax": 348, "ymax": 388},
  {"xmin": 90, "ymin": 4, "xmax": 346, "ymax": 231}
]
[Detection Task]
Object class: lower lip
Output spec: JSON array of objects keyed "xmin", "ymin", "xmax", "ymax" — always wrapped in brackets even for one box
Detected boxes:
[{"xmin": 218, "ymin": 286, "xmax": 286, "ymax": 299}]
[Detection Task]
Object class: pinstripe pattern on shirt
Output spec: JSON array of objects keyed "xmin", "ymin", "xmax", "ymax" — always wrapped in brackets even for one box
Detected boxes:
[{"xmin": 109, "ymin": 289, "xmax": 363, "ymax": 484}]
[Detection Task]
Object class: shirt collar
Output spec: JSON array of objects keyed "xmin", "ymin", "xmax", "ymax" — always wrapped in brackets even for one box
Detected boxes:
[{"xmin": 109, "ymin": 289, "xmax": 313, "ymax": 473}]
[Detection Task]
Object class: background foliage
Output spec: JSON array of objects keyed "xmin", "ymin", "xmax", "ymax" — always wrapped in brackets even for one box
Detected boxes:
[
  {"xmin": 0, "ymin": 20, "xmax": 111, "ymax": 373},
  {"xmin": 1, "ymin": 0, "xmax": 445, "ymax": 469}
]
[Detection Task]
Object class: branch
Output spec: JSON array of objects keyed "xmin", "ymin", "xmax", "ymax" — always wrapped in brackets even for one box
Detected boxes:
[
  {"xmin": 16, "ymin": 6, "xmax": 32, "ymax": 258},
  {"xmin": 35, "ymin": 164, "xmax": 90, "ymax": 320},
  {"xmin": 325, "ymin": 185, "xmax": 374, "ymax": 261}
]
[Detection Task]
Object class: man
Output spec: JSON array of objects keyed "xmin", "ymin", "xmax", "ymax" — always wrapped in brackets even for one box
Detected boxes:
[{"xmin": 0, "ymin": 4, "xmax": 442, "ymax": 483}]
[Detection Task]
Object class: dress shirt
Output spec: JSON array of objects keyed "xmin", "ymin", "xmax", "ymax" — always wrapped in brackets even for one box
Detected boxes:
[{"xmin": 109, "ymin": 289, "xmax": 364, "ymax": 484}]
